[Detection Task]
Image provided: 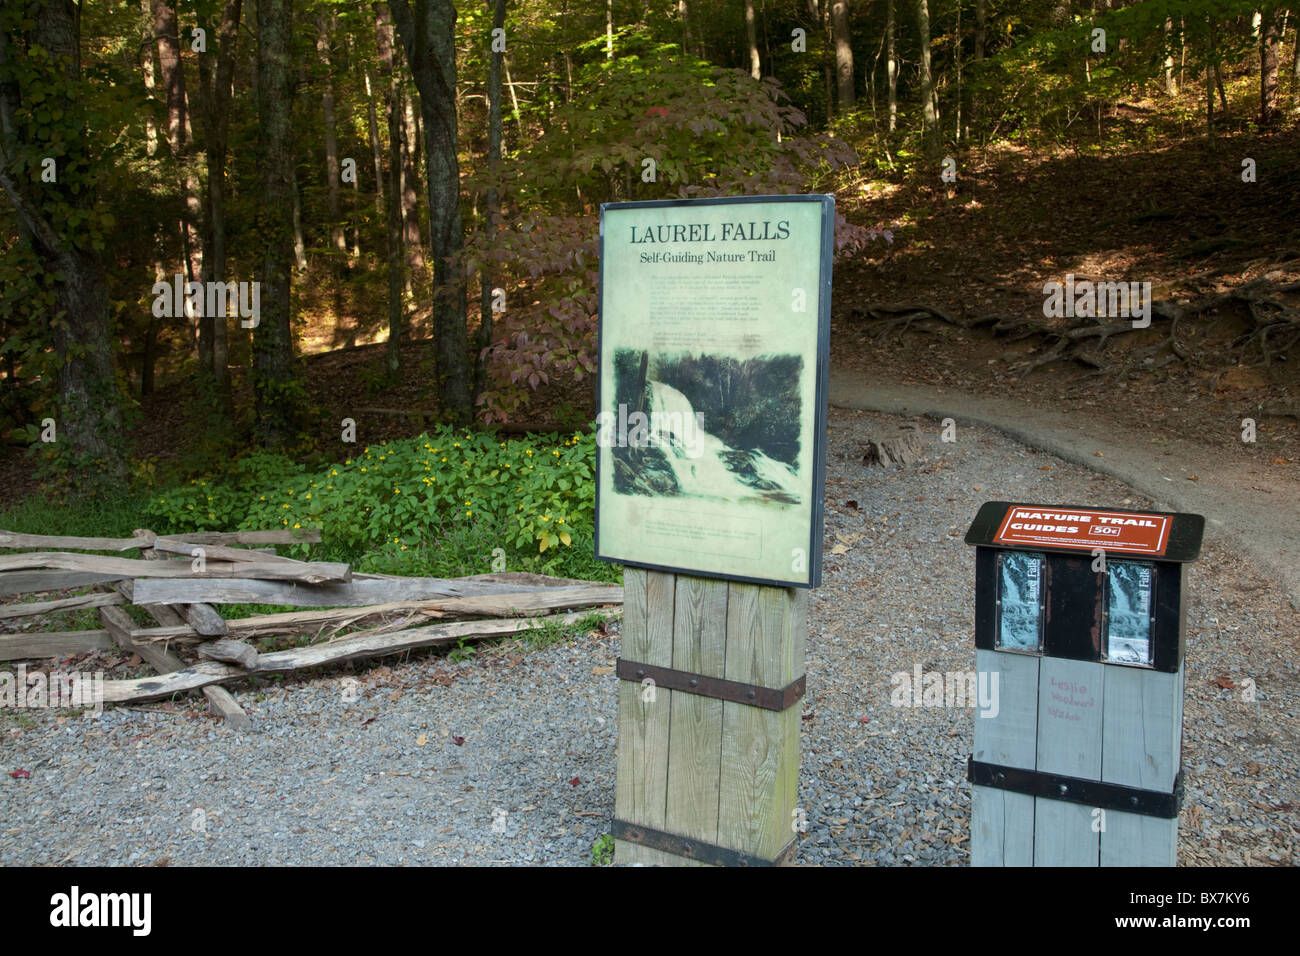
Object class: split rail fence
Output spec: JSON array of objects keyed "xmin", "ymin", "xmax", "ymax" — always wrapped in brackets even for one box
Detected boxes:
[{"xmin": 0, "ymin": 528, "xmax": 623, "ymax": 730}]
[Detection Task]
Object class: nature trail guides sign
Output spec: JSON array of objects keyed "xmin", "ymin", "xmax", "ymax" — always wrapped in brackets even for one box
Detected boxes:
[
  {"xmin": 594, "ymin": 195, "xmax": 833, "ymax": 588},
  {"xmin": 993, "ymin": 506, "xmax": 1172, "ymax": 556}
]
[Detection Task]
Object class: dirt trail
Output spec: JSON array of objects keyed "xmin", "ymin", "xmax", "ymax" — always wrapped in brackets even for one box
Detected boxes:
[{"xmin": 829, "ymin": 367, "xmax": 1300, "ymax": 609}]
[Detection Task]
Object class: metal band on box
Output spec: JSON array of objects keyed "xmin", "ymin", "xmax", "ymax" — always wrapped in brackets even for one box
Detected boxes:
[{"xmin": 968, "ymin": 758, "xmax": 1184, "ymax": 819}]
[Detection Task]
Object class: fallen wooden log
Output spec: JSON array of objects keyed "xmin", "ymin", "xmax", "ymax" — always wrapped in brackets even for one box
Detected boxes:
[
  {"xmin": 134, "ymin": 574, "xmax": 599, "ymax": 607},
  {"xmin": 0, "ymin": 591, "xmax": 124, "ymax": 620},
  {"xmin": 0, "ymin": 630, "xmax": 117, "ymax": 661},
  {"xmin": 99, "ymin": 607, "xmax": 624, "ymax": 704},
  {"xmin": 150, "ymin": 537, "xmax": 310, "ymax": 566},
  {"xmin": 0, "ymin": 552, "xmax": 351, "ymax": 584}
]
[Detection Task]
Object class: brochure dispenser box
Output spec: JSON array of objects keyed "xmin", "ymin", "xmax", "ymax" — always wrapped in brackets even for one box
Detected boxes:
[{"xmin": 964, "ymin": 502, "xmax": 1204, "ymax": 867}]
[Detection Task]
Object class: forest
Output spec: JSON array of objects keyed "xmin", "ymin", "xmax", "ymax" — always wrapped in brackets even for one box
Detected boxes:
[{"xmin": 2, "ymin": 0, "xmax": 1298, "ymax": 580}]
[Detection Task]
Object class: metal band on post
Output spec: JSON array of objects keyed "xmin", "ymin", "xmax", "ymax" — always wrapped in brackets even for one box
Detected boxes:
[
  {"xmin": 617, "ymin": 658, "xmax": 806, "ymax": 711},
  {"xmin": 612, "ymin": 819, "xmax": 797, "ymax": 867}
]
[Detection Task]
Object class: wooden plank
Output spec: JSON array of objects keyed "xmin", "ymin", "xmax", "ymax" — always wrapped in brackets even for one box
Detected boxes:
[
  {"xmin": 717, "ymin": 582, "xmax": 806, "ymax": 863},
  {"xmin": 128, "ymin": 586, "xmax": 623, "ymax": 644},
  {"xmin": 98, "ymin": 607, "xmax": 621, "ymax": 703},
  {"xmin": 152, "ymin": 529, "xmax": 321, "ymax": 546},
  {"xmin": 1099, "ymin": 665, "xmax": 1181, "ymax": 866},
  {"xmin": 0, "ymin": 570, "xmax": 128, "ymax": 598},
  {"xmin": 0, "ymin": 530, "xmax": 155, "ymax": 551},
  {"xmin": 1033, "ymin": 658, "xmax": 1104, "ymax": 866},
  {"xmin": 198, "ymin": 640, "xmax": 260, "ymax": 669},
  {"xmin": 971, "ymin": 649, "xmax": 1040, "ymax": 866},
  {"xmin": 179, "ymin": 602, "xmax": 228, "ymax": 637},
  {"xmin": 133, "ymin": 574, "xmax": 594, "ymax": 608},
  {"xmin": 0, "ymin": 552, "xmax": 351, "ymax": 584},
  {"xmin": 614, "ymin": 568, "xmax": 677, "ymax": 865},
  {"xmin": 971, "ymin": 787, "xmax": 1036, "ymax": 866},
  {"xmin": 201, "ymin": 684, "xmax": 254, "ymax": 732},
  {"xmin": 663, "ymin": 575, "xmax": 728, "ymax": 864},
  {"xmin": 100, "ymin": 604, "xmax": 186, "ymax": 676},
  {"xmin": 0, "ymin": 630, "xmax": 116, "ymax": 661},
  {"xmin": 150, "ymin": 537, "xmax": 311, "ymax": 566},
  {"xmin": 0, "ymin": 528, "xmax": 319, "ymax": 551},
  {"xmin": 0, "ymin": 591, "xmax": 123, "ymax": 619}
]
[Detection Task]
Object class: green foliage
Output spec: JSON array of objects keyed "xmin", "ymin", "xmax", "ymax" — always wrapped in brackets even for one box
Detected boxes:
[
  {"xmin": 142, "ymin": 426, "xmax": 614, "ymax": 580},
  {"xmin": 590, "ymin": 833, "xmax": 615, "ymax": 866},
  {"xmin": 466, "ymin": 47, "xmax": 864, "ymax": 424}
]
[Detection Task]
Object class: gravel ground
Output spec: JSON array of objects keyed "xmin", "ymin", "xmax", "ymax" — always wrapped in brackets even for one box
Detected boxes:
[{"xmin": 2, "ymin": 407, "xmax": 1297, "ymax": 866}]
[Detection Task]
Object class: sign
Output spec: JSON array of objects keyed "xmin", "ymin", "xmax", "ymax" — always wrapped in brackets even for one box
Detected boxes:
[
  {"xmin": 594, "ymin": 195, "xmax": 833, "ymax": 588},
  {"xmin": 992, "ymin": 505, "xmax": 1172, "ymax": 556}
]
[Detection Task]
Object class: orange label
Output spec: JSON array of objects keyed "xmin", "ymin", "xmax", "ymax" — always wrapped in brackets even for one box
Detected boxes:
[{"xmin": 992, "ymin": 506, "xmax": 1171, "ymax": 556}]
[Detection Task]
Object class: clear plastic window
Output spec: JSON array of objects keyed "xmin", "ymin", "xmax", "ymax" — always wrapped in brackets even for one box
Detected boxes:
[
  {"xmin": 1105, "ymin": 560, "xmax": 1154, "ymax": 666},
  {"xmin": 997, "ymin": 550, "xmax": 1044, "ymax": 652}
]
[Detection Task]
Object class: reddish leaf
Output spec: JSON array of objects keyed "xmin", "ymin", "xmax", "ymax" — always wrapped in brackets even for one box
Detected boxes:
[
  {"xmin": 9, "ymin": 769, "xmax": 31, "ymax": 779},
  {"xmin": 452, "ymin": 735, "xmax": 465, "ymax": 746},
  {"xmin": 1211, "ymin": 675, "xmax": 1236, "ymax": 690},
  {"xmin": 361, "ymin": 716, "xmax": 377, "ymax": 725},
  {"xmin": 569, "ymin": 776, "xmax": 581, "ymax": 786}
]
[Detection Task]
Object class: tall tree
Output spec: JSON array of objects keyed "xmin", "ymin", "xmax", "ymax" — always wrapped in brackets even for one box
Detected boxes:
[
  {"xmin": 195, "ymin": 0, "xmax": 242, "ymax": 407},
  {"xmin": 1260, "ymin": 5, "xmax": 1282, "ymax": 125},
  {"xmin": 0, "ymin": 0, "xmax": 127, "ymax": 484},
  {"xmin": 390, "ymin": 0, "xmax": 472, "ymax": 424},
  {"xmin": 376, "ymin": 1, "xmax": 405, "ymax": 377},
  {"xmin": 475, "ymin": 0, "xmax": 505, "ymax": 400},
  {"xmin": 316, "ymin": 13, "xmax": 347, "ymax": 256},
  {"xmin": 152, "ymin": 0, "xmax": 205, "ymax": 365},
  {"xmin": 917, "ymin": 0, "xmax": 939, "ymax": 155},
  {"xmin": 252, "ymin": 0, "xmax": 301, "ymax": 448},
  {"xmin": 831, "ymin": 0, "xmax": 854, "ymax": 110},
  {"xmin": 745, "ymin": 0, "xmax": 761, "ymax": 79},
  {"xmin": 887, "ymin": 0, "xmax": 898, "ymax": 131}
]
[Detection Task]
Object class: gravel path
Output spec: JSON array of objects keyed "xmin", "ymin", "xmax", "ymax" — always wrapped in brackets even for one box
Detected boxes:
[{"xmin": 3, "ymin": 407, "xmax": 1296, "ymax": 865}]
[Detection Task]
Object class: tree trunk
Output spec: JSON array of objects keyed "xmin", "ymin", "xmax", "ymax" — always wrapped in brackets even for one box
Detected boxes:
[
  {"xmin": 390, "ymin": 0, "xmax": 472, "ymax": 425},
  {"xmin": 677, "ymin": 0, "xmax": 694, "ymax": 58},
  {"xmin": 316, "ymin": 15, "xmax": 347, "ymax": 256},
  {"xmin": 196, "ymin": 0, "xmax": 241, "ymax": 408},
  {"xmin": 1261, "ymin": 6, "xmax": 1281, "ymax": 125},
  {"xmin": 253, "ymin": 0, "xmax": 300, "ymax": 449},
  {"xmin": 376, "ymin": 2, "xmax": 405, "ymax": 378},
  {"xmin": 152, "ymin": 0, "xmax": 205, "ymax": 368},
  {"xmin": 887, "ymin": 0, "xmax": 898, "ymax": 131},
  {"xmin": 972, "ymin": 0, "xmax": 984, "ymax": 135},
  {"xmin": 1164, "ymin": 16, "xmax": 1177, "ymax": 95},
  {"xmin": 831, "ymin": 0, "xmax": 853, "ymax": 110},
  {"xmin": 139, "ymin": 0, "xmax": 159, "ymax": 157},
  {"xmin": 745, "ymin": 0, "xmax": 761, "ymax": 79},
  {"xmin": 0, "ymin": 0, "xmax": 128, "ymax": 485},
  {"xmin": 475, "ymin": 0, "xmax": 505, "ymax": 402},
  {"xmin": 606, "ymin": 0, "xmax": 614, "ymax": 59},
  {"xmin": 365, "ymin": 68, "xmax": 384, "ymax": 213},
  {"xmin": 917, "ymin": 0, "xmax": 939, "ymax": 156},
  {"xmin": 401, "ymin": 80, "xmax": 425, "ymax": 303}
]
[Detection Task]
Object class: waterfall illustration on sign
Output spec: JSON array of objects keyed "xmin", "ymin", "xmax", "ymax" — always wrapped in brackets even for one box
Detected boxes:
[
  {"xmin": 610, "ymin": 349, "xmax": 803, "ymax": 505},
  {"xmin": 1106, "ymin": 561, "xmax": 1153, "ymax": 664}
]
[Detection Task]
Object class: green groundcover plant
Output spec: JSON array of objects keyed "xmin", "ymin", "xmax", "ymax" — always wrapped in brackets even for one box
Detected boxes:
[{"xmin": 143, "ymin": 427, "xmax": 613, "ymax": 581}]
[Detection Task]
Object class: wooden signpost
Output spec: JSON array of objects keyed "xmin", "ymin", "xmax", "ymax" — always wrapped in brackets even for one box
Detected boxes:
[
  {"xmin": 598, "ymin": 196, "xmax": 833, "ymax": 865},
  {"xmin": 964, "ymin": 502, "xmax": 1204, "ymax": 867}
]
